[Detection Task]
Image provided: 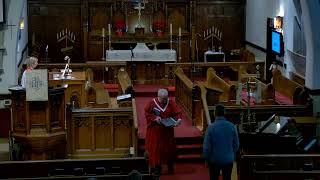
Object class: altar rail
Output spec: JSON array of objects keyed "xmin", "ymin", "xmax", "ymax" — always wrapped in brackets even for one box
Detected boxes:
[
  {"xmin": 0, "ymin": 157, "xmax": 151, "ymax": 179},
  {"xmin": 165, "ymin": 62, "xmax": 265, "ymax": 83},
  {"xmin": 67, "ymin": 107, "xmax": 137, "ymax": 159},
  {"xmin": 240, "ymin": 154, "xmax": 320, "ymax": 180}
]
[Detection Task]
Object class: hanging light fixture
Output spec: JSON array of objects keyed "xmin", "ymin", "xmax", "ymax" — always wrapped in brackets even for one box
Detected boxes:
[
  {"xmin": 274, "ymin": 16, "xmax": 283, "ymax": 30},
  {"xmin": 19, "ymin": 18, "xmax": 25, "ymax": 30}
]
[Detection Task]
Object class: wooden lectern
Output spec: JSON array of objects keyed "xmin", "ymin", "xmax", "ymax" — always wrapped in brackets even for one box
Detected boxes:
[
  {"xmin": 10, "ymin": 87, "xmax": 67, "ymax": 160},
  {"xmin": 48, "ymin": 71, "xmax": 86, "ymax": 108}
]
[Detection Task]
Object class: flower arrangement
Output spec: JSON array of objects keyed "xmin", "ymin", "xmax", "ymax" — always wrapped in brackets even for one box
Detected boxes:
[
  {"xmin": 113, "ymin": 20, "xmax": 126, "ymax": 36},
  {"xmin": 152, "ymin": 20, "xmax": 165, "ymax": 36}
]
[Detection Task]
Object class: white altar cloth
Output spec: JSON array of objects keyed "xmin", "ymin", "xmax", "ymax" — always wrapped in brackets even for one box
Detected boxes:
[{"xmin": 106, "ymin": 43, "xmax": 176, "ymax": 62}]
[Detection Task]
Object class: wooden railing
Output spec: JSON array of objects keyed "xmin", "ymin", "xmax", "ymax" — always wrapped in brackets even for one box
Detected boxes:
[
  {"xmin": 174, "ymin": 68, "xmax": 211, "ymax": 133},
  {"xmin": 240, "ymin": 154, "xmax": 320, "ymax": 180},
  {"xmin": 175, "ymin": 68, "xmax": 194, "ymax": 120},
  {"xmin": 196, "ymin": 83, "xmax": 212, "ymax": 132}
]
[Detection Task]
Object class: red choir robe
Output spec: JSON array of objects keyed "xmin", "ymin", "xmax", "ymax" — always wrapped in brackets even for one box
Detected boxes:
[{"xmin": 144, "ymin": 97, "xmax": 182, "ymax": 167}]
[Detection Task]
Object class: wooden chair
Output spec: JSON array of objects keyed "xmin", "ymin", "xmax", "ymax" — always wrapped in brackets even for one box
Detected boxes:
[{"xmin": 85, "ymin": 68, "xmax": 110, "ymax": 108}]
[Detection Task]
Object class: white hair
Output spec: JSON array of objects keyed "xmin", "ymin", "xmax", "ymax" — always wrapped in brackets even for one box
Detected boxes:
[{"xmin": 158, "ymin": 88, "xmax": 168, "ymax": 97}]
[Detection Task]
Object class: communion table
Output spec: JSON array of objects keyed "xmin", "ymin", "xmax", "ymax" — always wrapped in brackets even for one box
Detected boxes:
[{"xmin": 106, "ymin": 43, "xmax": 176, "ymax": 62}]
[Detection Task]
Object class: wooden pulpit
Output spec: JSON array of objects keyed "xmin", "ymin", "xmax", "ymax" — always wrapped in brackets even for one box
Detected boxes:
[
  {"xmin": 10, "ymin": 87, "xmax": 67, "ymax": 160},
  {"xmin": 48, "ymin": 71, "xmax": 86, "ymax": 108}
]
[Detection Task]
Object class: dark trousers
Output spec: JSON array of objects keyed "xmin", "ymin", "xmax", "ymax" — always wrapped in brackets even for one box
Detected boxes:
[{"xmin": 208, "ymin": 162, "xmax": 233, "ymax": 180}]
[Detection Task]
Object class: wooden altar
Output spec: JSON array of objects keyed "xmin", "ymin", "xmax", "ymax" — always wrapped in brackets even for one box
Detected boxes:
[{"xmin": 10, "ymin": 87, "xmax": 67, "ymax": 160}]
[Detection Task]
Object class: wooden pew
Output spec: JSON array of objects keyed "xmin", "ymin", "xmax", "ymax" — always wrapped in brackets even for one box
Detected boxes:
[
  {"xmin": 174, "ymin": 68, "xmax": 219, "ymax": 132},
  {"xmin": 206, "ymin": 67, "xmax": 236, "ymax": 103},
  {"xmin": 0, "ymin": 157, "xmax": 152, "ymax": 179},
  {"xmin": 272, "ymin": 69, "xmax": 308, "ymax": 104},
  {"xmin": 240, "ymin": 154, "xmax": 320, "ymax": 180},
  {"xmin": 240, "ymin": 75, "xmax": 274, "ymax": 105},
  {"xmin": 239, "ymin": 48, "xmax": 255, "ymax": 62}
]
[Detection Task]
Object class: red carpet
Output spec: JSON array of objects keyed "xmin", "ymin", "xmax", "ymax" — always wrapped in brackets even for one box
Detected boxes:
[
  {"xmin": 135, "ymin": 96, "xmax": 202, "ymax": 139},
  {"xmin": 160, "ymin": 162, "xmax": 210, "ymax": 180},
  {"xmin": 133, "ymin": 84, "xmax": 202, "ymax": 139}
]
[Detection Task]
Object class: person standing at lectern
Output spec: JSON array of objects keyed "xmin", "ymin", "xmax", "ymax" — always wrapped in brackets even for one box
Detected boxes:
[
  {"xmin": 203, "ymin": 104, "xmax": 239, "ymax": 180},
  {"xmin": 21, "ymin": 56, "xmax": 38, "ymax": 88},
  {"xmin": 144, "ymin": 88, "xmax": 182, "ymax": 175}
]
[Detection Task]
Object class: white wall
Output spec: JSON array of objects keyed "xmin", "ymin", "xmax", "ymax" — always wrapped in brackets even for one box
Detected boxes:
[
  {"xmin": 0, "ymin": 0, "xmax": 27, "ymax": 94},
  {"xmin": 246, "ymin": 0, "xmax": 284, "ymax": 49},
  {"xmin": 246, "ymin": 0, "xmax": 301, "ymax": 78}
]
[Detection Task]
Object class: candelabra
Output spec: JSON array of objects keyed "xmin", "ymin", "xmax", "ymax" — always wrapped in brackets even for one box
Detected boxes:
[
  {"xmin": 57, "ymin": 28, "xmax": 75, "ymax": 53},
  {"xmin": 178, "ymin": 27, "xmax": 182, "ymax": 62},
  {"xmin": 108, "ymin": 24, "xmax": 112, "ymax": 51},
  {"xmin": 203, "ymin": 26, "xmax": 222, "ymax": 50},
  {"xmin": 102, "ymin": 28, "xmax": 106, "ymax": 60}
]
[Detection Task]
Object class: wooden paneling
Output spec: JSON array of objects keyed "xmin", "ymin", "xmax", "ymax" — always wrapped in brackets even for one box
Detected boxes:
[
  {"xmin": 196, "ymin": 1, "xmax": 245, "ymax": 59},
  {"xmin": 28, "ymin": 0, "xmax": 245, "ymax": 63},
  {"xmin": 68, "ymin": 108, "xmax": 136, "ymax": 158},
  {"xmin": 28, "ymin": 0, "xmax": 82, "ymax": 62}
]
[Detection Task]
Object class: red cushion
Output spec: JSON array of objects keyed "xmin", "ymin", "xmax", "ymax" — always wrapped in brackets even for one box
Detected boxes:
[
  {"xmin": 104, "ymin": 84, "xmax": 119, "ymax": 89},
  {"xmin": 241, "ymin": 90, "xmax": 255, "ymax": 106},
  {"xmin": 275, "ymin": 91, "xmax": 293, "ymax": 105},
  {"xmin": 167, "ymin": 86, "xmax": 175, "ymax": 92}
]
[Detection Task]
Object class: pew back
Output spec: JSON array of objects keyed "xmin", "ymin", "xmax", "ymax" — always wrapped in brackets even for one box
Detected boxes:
[
  {"xmin": 206, "ymin": 67, "xmax": 236, "ymax": 103},
  {"xmin": 272, "ymin": 69, "xmax": 305, "ymax": 104},
  {"xmin": 0, "ymin": 157, "xmax": 151, "ymax": 179}
]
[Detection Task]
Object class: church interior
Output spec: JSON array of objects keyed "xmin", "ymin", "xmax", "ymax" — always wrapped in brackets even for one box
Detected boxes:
[{"xmin": 0, "ymin": 0, "xmax": 320, "ymax": 179}]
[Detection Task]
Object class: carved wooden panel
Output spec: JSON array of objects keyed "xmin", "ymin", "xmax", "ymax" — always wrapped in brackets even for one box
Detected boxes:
[
  {"xmin": 28, "ymin": 1, "xmax": 82, "ymax": 62},
  {"xmin": 69, "ymin": 109, "xmax": 136, "ymax": 158},
  {"xmin": 196, "ymin": 1, "xmax": 245, "ymax": 59}
]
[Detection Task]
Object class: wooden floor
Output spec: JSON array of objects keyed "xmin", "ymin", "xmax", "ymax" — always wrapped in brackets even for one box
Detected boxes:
[{"xmin": 0, "ymin": 138, "xmax": 9, "ymax": 161}]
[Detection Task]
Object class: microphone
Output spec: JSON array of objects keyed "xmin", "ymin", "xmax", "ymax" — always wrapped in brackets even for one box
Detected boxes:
[{"xmin": 130, "ymin": 46, "xmax": 134, "ymax": 58}]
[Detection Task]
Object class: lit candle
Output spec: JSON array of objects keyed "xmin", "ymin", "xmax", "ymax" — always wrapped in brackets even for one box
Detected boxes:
[
  {"xmin": 179, "ymin": 27, "xmax": 181, "ymax": 36},
  {"xmin": 102, "ymin": 28, "xmax": 105, "ymax": 37},
  {"xmin": 108, "ymin": 24, "xmax": 111, "ymax": 36},
  {"xmin": 170, "ymin": 23, "xmax": 172, "ymax": 35}
]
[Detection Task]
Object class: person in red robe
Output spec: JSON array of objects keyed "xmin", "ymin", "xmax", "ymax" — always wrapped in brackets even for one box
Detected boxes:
[{"xmin": 144, "ymin": 88, "xmax": 182, "ymax": 175}]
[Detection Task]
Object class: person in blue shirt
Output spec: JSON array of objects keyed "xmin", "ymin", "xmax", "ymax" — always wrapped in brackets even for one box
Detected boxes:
[{"xmin": 203, "ymin": 104, "xmax": 239, "ymax": 180}]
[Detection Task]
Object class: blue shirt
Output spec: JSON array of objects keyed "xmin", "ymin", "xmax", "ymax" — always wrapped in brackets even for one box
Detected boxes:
[{"xmin": 203, "ymin": 116, "xmax": 239, "ymax": 165}]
